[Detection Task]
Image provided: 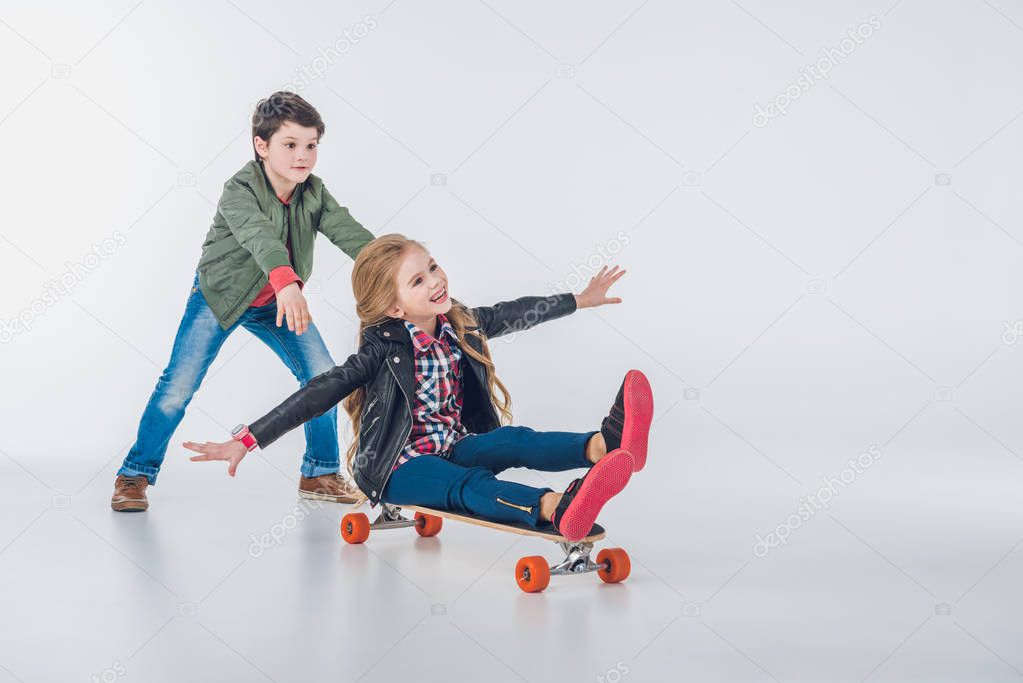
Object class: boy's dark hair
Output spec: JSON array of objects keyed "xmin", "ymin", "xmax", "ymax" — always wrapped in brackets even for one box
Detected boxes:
[{"xmin": 251, "ymin": 91, "xmax": 325, "ymax": 161}]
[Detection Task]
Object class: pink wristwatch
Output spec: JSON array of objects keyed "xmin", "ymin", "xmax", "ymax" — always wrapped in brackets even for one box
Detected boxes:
[{"xmin": 231, "ymin": 424, "xmax": 259, "ymax": 452}]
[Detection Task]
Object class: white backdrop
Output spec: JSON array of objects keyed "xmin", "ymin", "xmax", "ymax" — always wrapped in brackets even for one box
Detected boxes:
[{"xmin": 3, "ymin": 1, "xmax": 1023, "ymax": 681}]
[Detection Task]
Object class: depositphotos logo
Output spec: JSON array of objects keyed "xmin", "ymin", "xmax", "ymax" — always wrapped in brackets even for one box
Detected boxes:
[
  {"xmin": 753, "ymin": 444, "xmax": 882, "ymax": 558},
  {"xmin": 752, "ymin": 15, "xmax": 882, "ymax": 128}
]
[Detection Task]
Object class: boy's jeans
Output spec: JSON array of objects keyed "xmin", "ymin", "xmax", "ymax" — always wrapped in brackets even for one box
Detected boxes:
[
  {"xmin": 117, "ymin": 272, "xmax": 340, "ymax": 484},
  {"xmin": 381, "ymin": 426, "xmax": 597, "ymax": 527}
]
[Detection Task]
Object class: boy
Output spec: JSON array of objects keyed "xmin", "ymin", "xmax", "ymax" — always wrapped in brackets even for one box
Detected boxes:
[{"xmin": 112, "ymin": 92, "xmax": 374, "ymax": 511}]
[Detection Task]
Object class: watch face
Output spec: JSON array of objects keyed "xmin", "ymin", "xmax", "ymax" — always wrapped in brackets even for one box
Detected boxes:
[{"xmin": 231, "ymin": 424, "xmax": 246, "ymax": 436}]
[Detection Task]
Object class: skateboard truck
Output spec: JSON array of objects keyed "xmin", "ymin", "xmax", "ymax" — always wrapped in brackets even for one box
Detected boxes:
[
  {"xmin": 340, "ymin": 504, "xmax": 631, "ymax": 593},
  {"xmin": 550, "ymin": 541, "xmax": 603, "ymax": 576},
  {"xmin": 369, "ymin": 504, "xmax": 418, "ymax": 530}
]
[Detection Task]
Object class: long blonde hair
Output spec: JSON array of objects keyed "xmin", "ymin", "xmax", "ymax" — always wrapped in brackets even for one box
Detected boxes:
[{"xmin": 342, "ymin": 234, "xmax": 513, "ymax": 481}]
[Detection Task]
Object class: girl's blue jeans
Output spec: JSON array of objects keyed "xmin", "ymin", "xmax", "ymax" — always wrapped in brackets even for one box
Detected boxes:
[
  {"xmin": 381, "ymin": 426, "xmax": 597, "ymax": 527},
  {"xmin": 117, "ymin": 272, "xmax": 340, "ymax": 484}
]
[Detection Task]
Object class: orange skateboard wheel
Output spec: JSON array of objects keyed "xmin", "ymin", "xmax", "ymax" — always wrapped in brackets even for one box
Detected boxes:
[
  {"xmin": 596, "ymin": 548, "xmax": 630, "ymax": 583},
  {"xmin": 515, "ymin": 555, "xmax": 550, "ymax": 593},
  {"xmin": 414, "ymin": 512, "xmax": 443, "ymax": 537},
  {"xmin": 340, "ymin": 512, "xmax": 370, "ymax": 544}
]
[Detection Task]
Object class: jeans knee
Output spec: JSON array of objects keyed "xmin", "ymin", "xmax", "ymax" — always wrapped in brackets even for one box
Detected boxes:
[
  {"xmin": 503, "ymin": 425, "xmax": 535, "ymax": 439},
  {"xmin": 154, "ymin": 375, "xmax": 199, "ymax": 415},
  {"xmin": 296, "ymin": 352, "xmax": 334, "ymax": 385},
  {"xmin": 458, "ymin": 466, "xmax": 496, "ymax": 490},
  {"xmin": 156, "ymin": 387, "xmax": 191, "ymax": 415},
  {"xmin": 297, "ymin": 331, "xmax": 334, "ymax": 377},
  {"xmin": 444, "ymin": 467, "xmax": 492, "ymax": 512}
]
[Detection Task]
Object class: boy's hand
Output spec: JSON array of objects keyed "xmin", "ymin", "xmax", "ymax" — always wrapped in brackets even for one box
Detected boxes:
[
  {"xmin": 276, "ymin": 282, "xmax": 311, "ymax": 335},
  {"xmin": 184, "ymin": 439, "xmax": 249, "ymax": 477},
  {"xmin": 574, "ymin": 265, "xmax": 626, "ymax": 309}
]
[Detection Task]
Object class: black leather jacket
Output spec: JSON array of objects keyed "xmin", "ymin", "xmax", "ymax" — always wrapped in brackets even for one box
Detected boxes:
[{"xmin": 249, "ymin": 292, "xmax": 578, "ymax": 504}]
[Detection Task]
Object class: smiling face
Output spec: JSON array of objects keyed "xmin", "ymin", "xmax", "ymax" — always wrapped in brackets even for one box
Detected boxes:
[
  {"xmin": 386, "ymin": 246, "xmax": 451, "ymax": 331},
  {"xmin": 254, "ymin": 120, "xmax": 319, "ymax": 191}
]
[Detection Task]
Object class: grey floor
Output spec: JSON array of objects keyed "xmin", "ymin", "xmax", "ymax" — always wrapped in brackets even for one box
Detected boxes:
[{"xmin": 3, "ymin": 421, "xmax": 1023, "ymax": 683}]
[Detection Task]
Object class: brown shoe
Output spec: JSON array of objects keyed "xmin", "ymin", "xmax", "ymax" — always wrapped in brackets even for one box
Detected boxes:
[
  {"xmin": 111, "ymin": 475, "xmax": 149, "ymax": 512},
  {"xmin": 298, "ymin": 473, "xmax": 362, "ymax": 504}
]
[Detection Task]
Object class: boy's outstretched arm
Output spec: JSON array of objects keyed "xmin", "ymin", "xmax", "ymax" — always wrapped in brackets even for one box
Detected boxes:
[
  {"xmin": 317, "ymin": 185, "xmax": 375, "ymax": 260},
  {"xmin": 472, "ymin": 265, "xmax": 626, "ymax": 339},
  {"xmin": 184, "ymin": 343, "xmax": 385, "ymax": 476}
]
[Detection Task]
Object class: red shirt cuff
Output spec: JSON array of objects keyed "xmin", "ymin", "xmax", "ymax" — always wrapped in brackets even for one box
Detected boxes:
[{"xmin": 268, "ymin": 266, "xmax": 303, "ymax": 293}]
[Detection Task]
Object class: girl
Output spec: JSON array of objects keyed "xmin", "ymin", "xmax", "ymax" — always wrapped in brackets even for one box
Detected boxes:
[{"xmin": 184, "ymin": 234, "xmax": 654, "ymax": 541}]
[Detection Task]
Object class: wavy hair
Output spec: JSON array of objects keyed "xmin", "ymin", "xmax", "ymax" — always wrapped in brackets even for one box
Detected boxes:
[{"xmin": 342, "ymin": 234, "xmax": 513, "ymax": 485}]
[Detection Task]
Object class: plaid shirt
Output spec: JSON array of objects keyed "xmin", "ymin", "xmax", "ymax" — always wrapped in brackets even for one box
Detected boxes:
[{"xmin": 395, "ymin": 313, "xmax": 469, "ymax": 467}]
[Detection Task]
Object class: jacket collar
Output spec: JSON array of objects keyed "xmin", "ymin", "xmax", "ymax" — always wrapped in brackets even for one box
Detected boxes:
[
  {"xmin": 250, "ymin": 159, "xmax": 306, "ymax": 206},
  {"xmin": 367, "ymin": 316, "xmax": 412, "ymax": 346}
]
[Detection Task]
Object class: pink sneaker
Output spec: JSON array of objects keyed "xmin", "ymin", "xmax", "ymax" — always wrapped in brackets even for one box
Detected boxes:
[
  {"xmin": 551, "ymin": 448, "xmax": 635, "ymax": 541},
  {"xmin": 600, "ymin": 369, "xmax": 654, "ymax": 471}
]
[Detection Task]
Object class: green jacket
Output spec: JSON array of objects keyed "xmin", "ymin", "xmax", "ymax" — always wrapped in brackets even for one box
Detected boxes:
[{"xmin": 197, "ymin": 161, "xmax": 374, "ymax": 330}]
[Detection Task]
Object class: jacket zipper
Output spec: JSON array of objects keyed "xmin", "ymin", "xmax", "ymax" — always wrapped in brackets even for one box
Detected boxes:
[
  {"xmin": 285, "ymin": 201, "xmax": 291, "ymax": 249},
  {"xmin": 496, "ymin": 498, "xmax": 533, "ymax": 514},
  {"xmin": 364, "ymin": 415, "xmax": 381, "ymax": 434},
  {"xmin": 375, "ymin": 357, "xmax": 412, "ymax": 500}
]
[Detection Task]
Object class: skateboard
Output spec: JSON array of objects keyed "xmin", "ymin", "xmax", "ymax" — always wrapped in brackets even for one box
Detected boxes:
[{"xmin": 340, "ymin": 504, "xmax": 631, "ymax": 593}]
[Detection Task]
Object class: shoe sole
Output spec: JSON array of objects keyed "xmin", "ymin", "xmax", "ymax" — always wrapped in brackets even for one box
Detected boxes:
[
  {"xmin": 621, "ymin": 369, "xmax": 654, "ymax": 472},
  {"xmin": 111, "ymin": 499, "xmax": 148, "ymax": 512},
  {"xmin": 559, "ymin": 449, "xmax": 634, "ymax": 541},
  {"xmin": 298, "ymin": 489, "xmax": 360, "ymax": 504}
]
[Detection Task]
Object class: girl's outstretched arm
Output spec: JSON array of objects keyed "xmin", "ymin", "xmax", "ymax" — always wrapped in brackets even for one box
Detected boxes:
[
  {"xmin": 184, "ymin": 342, "xmax": 385, "ymax": 476},
  {"xmin": 573, "ymin": 265, "xmax": 626, "ymax": 309},
  {"xmin": 248, "ymin": 343, "xmax": 385, "ymax": 449},
  {"xmin": 473, "ymin": 265, "xmax": 626, "ymax": 339}
]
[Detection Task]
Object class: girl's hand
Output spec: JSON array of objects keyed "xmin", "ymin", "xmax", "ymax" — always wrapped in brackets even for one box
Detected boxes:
[
  {"xmin": 277, "ymin": 282, "xmax": 311, "ymax": 336},
  {"xmin": 574, "ymin": 265, "xmax": 626, "ymax": 309},
  {"xmin": 184, "ymin": 439, "xmax": 249, "ymax": 477}
]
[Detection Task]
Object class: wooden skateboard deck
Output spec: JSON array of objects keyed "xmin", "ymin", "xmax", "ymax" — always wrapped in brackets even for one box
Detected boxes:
[
  {"xmin": 403, "ymin": 505, "xmax": 606, "ymax": 543},
  {"xmin": 339, "ymin": 504, "xmax": 627, "ymax": 592}
]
